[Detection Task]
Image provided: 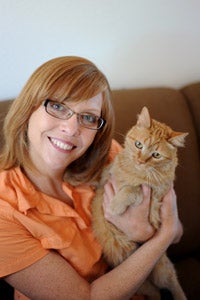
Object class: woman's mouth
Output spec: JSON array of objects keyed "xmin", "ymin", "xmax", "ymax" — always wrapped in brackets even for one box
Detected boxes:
[{"xmin": 50, "ymin": 137, "xmax": 75, "ymax": 151}]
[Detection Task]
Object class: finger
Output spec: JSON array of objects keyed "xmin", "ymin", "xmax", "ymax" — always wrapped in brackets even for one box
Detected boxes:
[
  {"xmin": 109, "ymin": 174, "xmax": 118, "ymax": 194},
  {"xmin": 103, "ymin": 181, "xmax": 116, "ymax": 215},
  {"xmin": 103, "ymin": 192, "xmax": 116, "ymax": 221},
  {"xmin": 173, "ymin": 220, "xmax": 183, "ymax": 244},
  {"xmin": 141, "ymin": 184, "xmax": 151, "ymax": 207},
  {"xmin": 104, "ymin": 181, "xmax": 115, "ymax": 201},
  {"xmin": 161, "ymin": 187, "xmax": 178, "ymax": 222},
  {"xmin": 163, "ymin": 187, "xmax": 177, "ymax": 210},
  {"xmin": 102, "ymin": 192, "xmax": 109, "ymax": 215}
]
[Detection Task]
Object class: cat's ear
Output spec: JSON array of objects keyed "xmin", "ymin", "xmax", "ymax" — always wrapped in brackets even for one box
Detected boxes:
[
  {"xmin": 168, "ymin": 131, "xmax": 189, "ymax": 147},
  {"xmin": 137, "ymin": 107, "xmax": 151, "ymax": 128}
]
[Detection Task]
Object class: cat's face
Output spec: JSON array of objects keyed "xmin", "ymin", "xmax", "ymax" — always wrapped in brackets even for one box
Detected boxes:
[
  {"xmin": 123, "ymin": 107, "xmax": 188, "ymax": 184},
  {"xmin": 125, "ymin": 125, "xmax": 177, "ymax": 173}
]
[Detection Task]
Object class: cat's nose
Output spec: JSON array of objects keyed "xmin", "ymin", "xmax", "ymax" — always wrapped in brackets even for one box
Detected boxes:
[{"xmin": 137, "ymin": 158, "xmax": 146, "ymax": 164}]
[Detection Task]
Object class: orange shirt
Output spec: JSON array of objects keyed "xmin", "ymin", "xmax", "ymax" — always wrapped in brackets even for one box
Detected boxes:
[
  {"xmin": 0, "ymin": 140, "xmax": 119, "ymax": 294},
  {"xmin": 0, "ymin": 166, "xmax": 106, "ymax": 279},
  {"xmin": 0, "ymin": 139, "xmax": 145, "ymax": 300}
]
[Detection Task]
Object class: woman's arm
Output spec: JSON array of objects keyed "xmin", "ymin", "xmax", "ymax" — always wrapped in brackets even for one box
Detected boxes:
[{"xmin": 5, "ymin": 187, "xmax": 182, "ymax": 300}]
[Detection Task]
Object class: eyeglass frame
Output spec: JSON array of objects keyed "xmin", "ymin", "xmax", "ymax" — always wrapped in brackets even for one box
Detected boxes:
[{"xmin": 43, "ymin": 99, "xmax": 106, "ymax": 130}]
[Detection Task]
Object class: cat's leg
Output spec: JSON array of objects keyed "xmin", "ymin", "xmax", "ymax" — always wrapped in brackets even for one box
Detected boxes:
[
  {"xmin": 137, "ymin": 280, "xmax": 161, "ymax": 300},
  {"xmin": 104, "ymin": 230, "xmax": 138, "ymax": 266},
  {"xmin": 109, "ymin": 185, "xmax": 142, "ymax": 215},
  {"xmin": 92, "ymin": 187, "xmax": 138, "ymax": 267},
  {"xmin": 151, "ymin": 254, "xmax": 187, "ymax": 300},
  {"xmin": 150, "ymin": 186, "xmax": 171, "ymax": 230},
  {"xmin": 149, "ymin": 196, "xmax": 162, "ymax": 229}
]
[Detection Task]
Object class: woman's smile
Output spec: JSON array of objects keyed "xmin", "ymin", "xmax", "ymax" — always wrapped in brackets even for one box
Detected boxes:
[{"xmin": 49, "ymin": 137, "xmax": 75, "ymax": 152}]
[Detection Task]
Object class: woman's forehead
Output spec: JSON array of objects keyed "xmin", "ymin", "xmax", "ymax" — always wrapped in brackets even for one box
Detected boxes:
[{"xmin": 64, "ymin": 93, "xmax": 103, "ymax": 111}]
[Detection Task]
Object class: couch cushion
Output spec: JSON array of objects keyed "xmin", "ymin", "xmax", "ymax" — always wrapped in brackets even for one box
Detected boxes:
[{"xmin": 175, "ymin": 256, "xmax": 200, "ymax": 299}]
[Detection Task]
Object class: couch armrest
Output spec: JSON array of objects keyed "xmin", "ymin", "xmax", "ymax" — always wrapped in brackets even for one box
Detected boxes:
[{"xmin": 181, "ymin": 83, "xmax": 200, "ymax": 148}]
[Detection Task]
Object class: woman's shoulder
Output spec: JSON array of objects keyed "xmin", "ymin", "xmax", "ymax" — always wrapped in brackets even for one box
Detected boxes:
[
  {"xmin": 0, "ymin": 166, "xmax": 26, "ymax": 188},
  {"xmin": 108, "ymin": 139, "xmax": 122, "ymax": 162},
  {"xmin": 0, "ymin": 167, "xmax": 33, "ymax": 208}
]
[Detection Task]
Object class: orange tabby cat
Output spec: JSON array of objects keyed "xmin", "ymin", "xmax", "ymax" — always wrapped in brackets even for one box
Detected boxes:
[{"xmin": 92, "ymin": 107, "xmax": 188, "ymax": 300}]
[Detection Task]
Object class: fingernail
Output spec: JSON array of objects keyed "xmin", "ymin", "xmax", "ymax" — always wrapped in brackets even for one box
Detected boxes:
[{"xmin": 142, "ymin": 184, "xmax": 150, "ymax": 196}]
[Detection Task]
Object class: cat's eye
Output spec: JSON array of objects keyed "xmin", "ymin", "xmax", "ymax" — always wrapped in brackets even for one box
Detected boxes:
[
  {"xmin": 152, "ymin": 152, "xmax": 161, "ymax": 159},
  {"xmin": 135, "ymin": 141, "xmax": 143, "ymax": 149}
]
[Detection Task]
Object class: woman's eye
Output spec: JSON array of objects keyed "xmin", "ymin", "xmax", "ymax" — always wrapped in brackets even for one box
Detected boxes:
[
  {"xmin": 135, "ymin": 141, "xmax": 143, "ymax": 149},
  {"xmin": 152, "ymin": 152, "xmax": 161, "ymax": 159},
  {"xmin": 51, "ymin": 102, "xmax": 64, "ymax": 111},
  {"xmin": 81, "ymin": 114, "xmax": 97, "ymax": 124}
]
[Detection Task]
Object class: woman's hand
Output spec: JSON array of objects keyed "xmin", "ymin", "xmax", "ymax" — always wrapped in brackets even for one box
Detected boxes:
[
  {"xmin": 157, "ymin": 187, "xmax": 183, "ymax": 244},
  {"xmin": 102, "ymin": 177, "xmax": 155, "ymax": 243}
]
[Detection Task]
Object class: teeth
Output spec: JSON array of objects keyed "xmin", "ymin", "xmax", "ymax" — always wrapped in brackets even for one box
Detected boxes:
[{"xmin": 51, "ymin": 138, "xmax": 73, "ymax": 150}]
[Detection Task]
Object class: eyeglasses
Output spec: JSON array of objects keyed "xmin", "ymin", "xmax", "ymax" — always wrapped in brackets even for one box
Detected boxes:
[{"xmin": 44, "ymin": 99, "xmax": 106, "ymax": 130}]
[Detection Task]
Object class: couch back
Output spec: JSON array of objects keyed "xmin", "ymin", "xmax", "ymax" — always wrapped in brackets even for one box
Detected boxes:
[
  {"xmin": 112, "ymin": 86, "xmax": 200, "ymax": 260},
  {"xmin": 0, "ymin": 100, "xmax": 13, "ymax": 150},
  {"xmin": 0, "ymin": 84, "xmax": 199, "ymax": 261}
]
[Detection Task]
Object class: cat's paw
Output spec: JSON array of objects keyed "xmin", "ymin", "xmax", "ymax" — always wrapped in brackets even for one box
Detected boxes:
[
  {"xmin": 109, "ymin": 187, "xmax": 143, "ymax": 215},
  {"xmin": 132, "ymin": 191, "xmax": 143, "ymax": 206},
  {"xmin": 109, "ymin": 198, "xmax": 127, "ymax": 215}
]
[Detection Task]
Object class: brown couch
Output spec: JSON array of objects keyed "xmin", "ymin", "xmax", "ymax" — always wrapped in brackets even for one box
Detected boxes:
[{"xmin": 0, "ymin": 82, "xmax": 200, "ymax": 299}]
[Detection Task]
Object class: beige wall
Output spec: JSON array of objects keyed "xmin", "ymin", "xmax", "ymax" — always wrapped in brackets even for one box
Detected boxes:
[{"xmin": 0, "ymin": 0, "xmax": 200, "ymax": 100}]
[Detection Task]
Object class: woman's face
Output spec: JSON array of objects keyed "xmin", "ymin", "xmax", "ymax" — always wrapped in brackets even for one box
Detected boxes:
[{"xmin": 27, "ymin": 93, "xmax": 103, "ymax": 175}]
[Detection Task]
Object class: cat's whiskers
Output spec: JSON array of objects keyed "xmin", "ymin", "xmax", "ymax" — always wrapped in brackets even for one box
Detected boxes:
[
  {"xmin": 114, "ymin": 131, "xmax": 126, "ymax": 141},
  {"xmin": 146, "ymin": 175, "xmax": 151, "ymax": 186},
  {"xmin": 119, "ymin": 159, "xmax": 134, "ymax": 170},
  {"xmin": 147, "ymin": 167, "xmax": 164, "ymax": 185}
]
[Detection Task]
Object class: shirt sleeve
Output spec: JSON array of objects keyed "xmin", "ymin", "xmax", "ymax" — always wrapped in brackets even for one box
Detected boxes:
[{"xmin": 0, "ymin": 207, "xmax": 49, "ymax": 277}]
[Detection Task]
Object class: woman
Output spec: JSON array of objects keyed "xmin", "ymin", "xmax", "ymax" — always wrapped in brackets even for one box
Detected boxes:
[{"xmin": 0, "ymin": 56, "xmax": 182, "ymax": 299}]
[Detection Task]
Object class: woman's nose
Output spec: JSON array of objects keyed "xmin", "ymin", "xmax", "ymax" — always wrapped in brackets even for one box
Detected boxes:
[{"xmin": 59, "ymin": 114, "xmax": 80, "ymax": 136}]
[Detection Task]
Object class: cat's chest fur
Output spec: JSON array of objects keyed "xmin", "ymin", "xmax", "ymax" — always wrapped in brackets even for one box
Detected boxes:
[{"xmin": 106, "ymin": 149, "xmax": 172, "ymax": 229}]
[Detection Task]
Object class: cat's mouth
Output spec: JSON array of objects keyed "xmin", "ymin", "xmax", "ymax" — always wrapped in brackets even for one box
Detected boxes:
[{"xmin": 135, "ymin": 160, "xmax": 146, "ymax": 169}]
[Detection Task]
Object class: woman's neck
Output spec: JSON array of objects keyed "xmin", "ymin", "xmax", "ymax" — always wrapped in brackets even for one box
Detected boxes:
[{"xmin": 23, "ymin": 167, "xmax": 74, "ymax": 206}]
